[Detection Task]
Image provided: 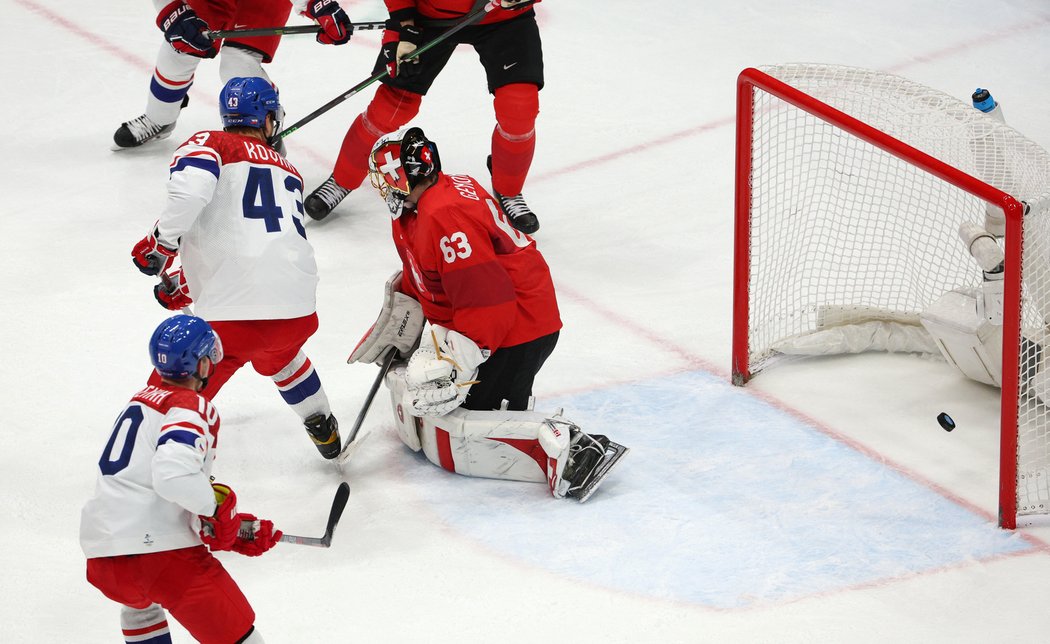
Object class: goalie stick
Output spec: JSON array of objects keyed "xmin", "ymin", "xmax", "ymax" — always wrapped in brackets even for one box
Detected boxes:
[
  {"xmin": 276, "ymin": 481, "xmax": 350, "ymax": 548},
  {"xmin": 272, "ymin": 0, "xmax": 499, "ymax": 144},
  {"xmin": 206, "ymin": 22, "xmax": 385, "ymax": 39},
  {"xmin": 335, "ymin": 350, "xmax": 397, "ymax": 466}
]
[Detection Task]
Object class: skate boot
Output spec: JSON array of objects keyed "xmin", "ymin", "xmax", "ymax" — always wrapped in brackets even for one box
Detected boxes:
[
  {"xmin": 304, "ymin": 174, "xmax": 351, "ymax": 221},
  {"xmin": 112, "ymin": 96, "xmax": 189, "ymax": 150},
  {"xmin": 563, "ymin": 429, "xmax": 629, "ymax": 502},
  {"xmin": 487, "ymin": 155, "xmax": 539, "ymax": 234},
  {"xmin": 304, "ymin": 413, "xmax": 342, "ymax": 460}
]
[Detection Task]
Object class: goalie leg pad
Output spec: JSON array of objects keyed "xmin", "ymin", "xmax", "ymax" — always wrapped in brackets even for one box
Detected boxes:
[
  {"xmin": 413, "ymin": 407, "xmax": 581, "ymax": 485},
  {"xmin": 920, "ymin": 289, "xmax": 1003, "ymax": 386},
  {"xmin": 386, "ymin": 363, "xmax": 423, "ymax": 451}
]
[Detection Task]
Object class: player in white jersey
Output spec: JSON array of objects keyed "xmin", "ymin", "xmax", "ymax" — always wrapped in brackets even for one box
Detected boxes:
[
  {"xmin": 113, "ymin": 0, "xmax": 355, "ymax": 150},
  {"xmin": 131, "ymin": 77, "xmax": 341, "ymax": 460},
  {"xmin": 81, "ymin": 315, "xmax": 280, "ymax": 644}
]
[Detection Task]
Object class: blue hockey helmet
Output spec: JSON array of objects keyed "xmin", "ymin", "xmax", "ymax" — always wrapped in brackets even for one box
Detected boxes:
[
  {"xmin": 219, "ymin": 77, "xmax": 280, "ymax": 129},
  {"xmin": 149, "ymin": 315, "xmax": 224, "ymax": 380}
]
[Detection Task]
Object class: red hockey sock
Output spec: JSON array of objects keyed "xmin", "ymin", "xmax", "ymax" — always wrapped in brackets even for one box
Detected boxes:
[
  {"xmin": 490, "ymin": 83, "xmax": 539, "ymax": 196},
  {"xmin": 333, "ymin": 85, "xmax": 422, "ymax": 189}
]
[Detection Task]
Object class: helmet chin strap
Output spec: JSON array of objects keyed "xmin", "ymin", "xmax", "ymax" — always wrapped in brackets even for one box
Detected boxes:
[{"xmin": 193, "ymin": 358, "xmax": 214, "ymax": 392}]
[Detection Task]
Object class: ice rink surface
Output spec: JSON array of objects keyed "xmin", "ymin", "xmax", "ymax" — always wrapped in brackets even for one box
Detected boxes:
[{"xmin": 4, "ymin": 0, "xmax": 1050, "ymax": 641}]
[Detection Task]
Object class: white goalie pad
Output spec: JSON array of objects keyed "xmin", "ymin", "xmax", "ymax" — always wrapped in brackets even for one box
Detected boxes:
[
  {"xmin": 348, "ymin": 271, "xmax": 425, "ymax": 365},
  {"xmin": 384, "ymin": 364, "xmax": 571, "ymax": 488},
  {"xmin": 920, "ymin": 289, "xmax": 1003, "ymax": 386}
]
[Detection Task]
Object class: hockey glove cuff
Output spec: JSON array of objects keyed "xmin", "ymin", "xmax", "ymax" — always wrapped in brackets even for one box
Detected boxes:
[{"xmin": 199, "ymin": 483, "xmax": 239, "ymax": 551}]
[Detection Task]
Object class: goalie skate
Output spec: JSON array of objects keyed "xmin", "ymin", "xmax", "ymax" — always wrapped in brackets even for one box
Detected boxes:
[{"xmin": 565, "ymin": 433, "xmax": 629, "ymax": 503}]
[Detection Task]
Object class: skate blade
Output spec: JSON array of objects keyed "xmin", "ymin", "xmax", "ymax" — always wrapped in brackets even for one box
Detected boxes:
[
  {"xmin": 335, "ymin": 430, "xmax": 373, "ymax": 468},
  {"xmin": 575, "ymin": 441, "xmax": 629, "ymax": 503}
]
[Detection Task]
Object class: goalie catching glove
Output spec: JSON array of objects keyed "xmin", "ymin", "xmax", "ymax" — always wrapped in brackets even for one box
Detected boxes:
[
  {"xmin": 403, "ymin": 326, "xmax": 489, "ymax": 417},
  {"xmin": 199, "ymin": 483, "xmax": 282, "ymax": 557},
  {"xmin": 348, "ymin": 271, "xmax": 425, "ymax": 364}
]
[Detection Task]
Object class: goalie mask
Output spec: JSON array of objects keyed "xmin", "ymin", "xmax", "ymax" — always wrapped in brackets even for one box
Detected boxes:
[{"xmin": 368, "ymin": 127, "xmax": 441, "ymax": 218}]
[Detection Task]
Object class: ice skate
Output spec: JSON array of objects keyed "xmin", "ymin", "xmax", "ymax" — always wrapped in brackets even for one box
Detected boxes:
[
  {"xmin": 487, "ymin": 155, "xmax": 539, "ymax": 234},
  {"xmin": 304, "ymin": 174, "xmax": 351, "ymax": 220},
  {"xmin": 564, "ymin": 429, "xmax": 629, "ymax": 502},
  {"xmin": 304, "ymin": 413, "xmax": 342, "ymax": 460},
  {"xmin": 112, "ymin": 96, "xmax": 189, "ymax": 150}
]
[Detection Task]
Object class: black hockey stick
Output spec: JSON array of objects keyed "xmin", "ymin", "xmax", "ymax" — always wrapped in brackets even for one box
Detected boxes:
[
  {"xmin": 271, "ymin": 0, "xmax": 499, "ymax": 145},
  {"xmin": 277, "ymin": 481, "xmax": 350, "ymax": 547},
  {"xmin": 335, "ymin": 350, "xmax": 397, "ymax": 465},
  {"xmin": 206, "ymin": 22, "xmax": 385, "ymax": 39}
]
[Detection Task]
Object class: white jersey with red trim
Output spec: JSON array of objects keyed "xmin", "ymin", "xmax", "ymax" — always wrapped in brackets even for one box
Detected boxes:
[
  {"xmin": 156, "ymin": 130, "xmax": 318, "ymax": 321},
  {"xmin": 79, "ymin": 385, "xmax": 220, "ymax": 558}
]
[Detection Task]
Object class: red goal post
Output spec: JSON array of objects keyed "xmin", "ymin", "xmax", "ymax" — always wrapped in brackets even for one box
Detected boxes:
[{"xmin": 732, "ymin": 64, "xmax": 1050, "ymax": 528}]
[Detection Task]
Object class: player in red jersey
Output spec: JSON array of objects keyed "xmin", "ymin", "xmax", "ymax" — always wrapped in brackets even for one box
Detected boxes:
[
  {"xmin": 348, "ymin": 127, "xmax": 629, "ymax": 501},
  {"xmin": 304, "ymin": 0, "xmax": 546, "ymax": 234},
  {"xmin": 80, "ymin": 315, "xmax": 280, "ymax": 644},
  {"xmin": 114, "ymin": 0, "xmax": 354, "ymax": 150},
  {"xmin": 131, "ymin": 77, "xmax": 341, "ymax": 459},
  {"xmin": 364, "ymin": 125, "xmax": 560, "ymax": 414}
]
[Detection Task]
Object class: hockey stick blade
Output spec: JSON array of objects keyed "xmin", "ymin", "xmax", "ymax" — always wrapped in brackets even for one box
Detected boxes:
[
  {"xmin": 575, "ymin": 442, "xmax": 629, "ymax": 503},
  {"xmin": 278, "ymin": 481, "xmax": 350, "ymax": 548}
]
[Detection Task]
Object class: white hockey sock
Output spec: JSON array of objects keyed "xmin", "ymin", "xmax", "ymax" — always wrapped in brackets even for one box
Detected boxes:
[
  {"xmin": 145, "ymin": 44, "xmax": 199, "ymax": 125},
  {"xmin": 120, "ymin": 603, "xmax": 171, "ymax": 644},
  {"xmin": 271, "ymin": 352, "xmax": 331, "ymax": 421}
]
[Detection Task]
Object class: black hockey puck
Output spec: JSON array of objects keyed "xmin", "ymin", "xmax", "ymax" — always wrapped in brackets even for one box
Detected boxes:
[{"xmin": 937, "ymin": 412, "xmax": 956, "ymax": 432}]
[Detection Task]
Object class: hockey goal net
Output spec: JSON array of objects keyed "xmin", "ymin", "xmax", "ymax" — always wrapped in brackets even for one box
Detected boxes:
[{"xmin": 732, "ymin": 64, "xmax": 1050, "ymax": 528}]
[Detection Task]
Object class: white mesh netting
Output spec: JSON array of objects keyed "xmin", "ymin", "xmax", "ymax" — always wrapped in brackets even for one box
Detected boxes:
[{"xmin": 741, "ymin": 63, "xmax": 1050, "ymax": 518}]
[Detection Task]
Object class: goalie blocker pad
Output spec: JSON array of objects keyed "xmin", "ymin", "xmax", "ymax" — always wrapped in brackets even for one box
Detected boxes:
[
  {"xmin": 385, "ymin": 364, "xmax": 571, "ymax": 494},
  {"xmin": 348, "ymin": 271, "xmax": 425, "ymax": 365}
]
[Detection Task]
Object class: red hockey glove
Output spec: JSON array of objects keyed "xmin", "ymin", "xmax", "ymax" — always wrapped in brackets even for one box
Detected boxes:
[
  {"xmin": 156, "ymin": 1, "xmax": 217, "ymax": 58},
  {"xmin": 154, "ymin": 269, "xmax": 192, "ymax": 311},
  {"xmin": 382, "ymin": 20, "xmax": 423, "ymax": 78},
  {"xmin": 302, "ymin": 0, "xmax": 354, "ymax": 46},
  {"xmin": 132, "ymin": 225, "xmax": 178, "ymax": 276},
  {"xmin": 229, "ymin": 515, "xmax": 283, "ymax": 557},
  {"xmin": 199, "ymin": 483, "xmax": 240, "ymax": 551},
  {"xmin": 500, "ymin": 0, "xmax": 535, "ymax": 10}
]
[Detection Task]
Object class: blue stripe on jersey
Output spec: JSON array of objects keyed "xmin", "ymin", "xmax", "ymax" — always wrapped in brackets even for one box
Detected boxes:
[
  {"xmin": 149, "ymin": 77, "xmax": 192, "ymax": 104},
  {"xmin": 157, "ymin": 429, "xmax": 201, "ymax": 448},
  {"xmin": 170, "ymin": 156, "xmax": 220, "ymax": 179},
  {"xmin": 279, "ymin": 371, "xmax": 323, "ymax": 405}
]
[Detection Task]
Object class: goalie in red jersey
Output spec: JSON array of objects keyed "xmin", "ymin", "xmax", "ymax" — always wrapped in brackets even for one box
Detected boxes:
[
  {"xmin": 304, "ymin": 0, "xmax": 546, "ymax": 234},
  {"xmin": 348, "ymin": 127, "xmax": 628, "ymax": 503}
]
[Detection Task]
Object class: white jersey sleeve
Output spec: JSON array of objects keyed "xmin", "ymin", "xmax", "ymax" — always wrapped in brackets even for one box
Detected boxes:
[
  {"xmin": 79, "ymin": 385, "xmax": 219, "ymax": 558},
  {"xmin": 155, "ymin": 133, "xmax": 221, "ymax": 249}
]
